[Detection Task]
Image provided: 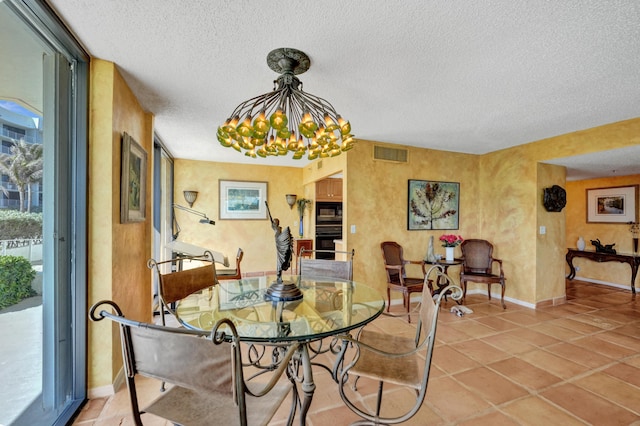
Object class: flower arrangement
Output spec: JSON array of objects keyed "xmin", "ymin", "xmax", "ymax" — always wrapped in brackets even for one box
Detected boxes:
[
  {"xmin": 440, "ymin": 234, "xmax": 464, "ymax": 247},
  {"xmin": 297, "ymin": 198, "xmax": 312, "ymax": 218}
]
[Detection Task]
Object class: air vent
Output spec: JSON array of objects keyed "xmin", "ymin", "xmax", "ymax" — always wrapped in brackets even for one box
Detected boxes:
[{"xmin": 374, "ymin": 145, "xmax": 408, "ymax": 163}]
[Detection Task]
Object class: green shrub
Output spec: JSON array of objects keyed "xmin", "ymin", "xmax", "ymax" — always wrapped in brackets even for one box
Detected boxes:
[
  {"xmin": 0, "ymin": 210, "xmax": 43, "ymax": 240},
  {"xmin": 0, "ymin": 255, "xmax": 36, "ymax": 310}
]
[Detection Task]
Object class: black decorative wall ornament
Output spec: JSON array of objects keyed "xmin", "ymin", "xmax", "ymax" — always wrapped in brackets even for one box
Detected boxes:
[{"xmin": 543, "ymin": 185, "xmax": 567, "ymax": 212}]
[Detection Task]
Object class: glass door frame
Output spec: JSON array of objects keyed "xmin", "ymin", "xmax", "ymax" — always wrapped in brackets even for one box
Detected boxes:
[{"xmin": 5, "ymin": 0, "xmax": 89, "ymax": 424}]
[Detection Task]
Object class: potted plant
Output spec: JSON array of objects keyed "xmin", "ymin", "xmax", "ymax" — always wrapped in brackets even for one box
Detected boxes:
[{"xmin": 439, "ymin": 234, "xmax": 464, "ymax": 261}]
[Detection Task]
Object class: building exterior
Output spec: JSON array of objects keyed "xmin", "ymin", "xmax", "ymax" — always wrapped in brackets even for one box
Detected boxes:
[{"xmin": 0, "ymin": 104, "xmax": 43, "ymax": 211}]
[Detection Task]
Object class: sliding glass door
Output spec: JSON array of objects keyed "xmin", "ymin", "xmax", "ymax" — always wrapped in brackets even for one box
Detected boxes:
[{"xmin": 0, "ymin": 1, "xmax": 88, "ymax": 424}]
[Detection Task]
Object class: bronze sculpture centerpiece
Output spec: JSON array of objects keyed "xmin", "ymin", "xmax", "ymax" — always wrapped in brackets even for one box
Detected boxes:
[{"xmin": 264, "ymin": 202, "xmax": 303, "ymax": 301}]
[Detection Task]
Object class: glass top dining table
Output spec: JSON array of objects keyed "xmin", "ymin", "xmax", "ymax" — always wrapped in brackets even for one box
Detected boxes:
[
  {"xmin": 175, "ymin": 274, "xmax": 385, "ymax": 425},
  {"xmin": 175, "ymin": 274, "xmax": 385, "ymax": 344}
]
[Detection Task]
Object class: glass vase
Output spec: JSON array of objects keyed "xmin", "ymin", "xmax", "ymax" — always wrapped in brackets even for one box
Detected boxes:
[{"xmin": 299, "ymin": 217, "xmax": 304, "ymax": 238}]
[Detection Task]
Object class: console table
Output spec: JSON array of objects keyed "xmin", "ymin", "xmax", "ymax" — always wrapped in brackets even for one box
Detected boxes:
[{"xmin": 565, "ymin": 249, "xmax": 639, "ymax": 294}]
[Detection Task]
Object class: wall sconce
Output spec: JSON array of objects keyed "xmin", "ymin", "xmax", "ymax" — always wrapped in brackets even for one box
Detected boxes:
[
  {"xmin": 183, "ymin": 190, "xmax": 198, "ymax": 208},
  {"xmin": 285, "ymin": 194, "xmax": 297, "ymax": 209}
]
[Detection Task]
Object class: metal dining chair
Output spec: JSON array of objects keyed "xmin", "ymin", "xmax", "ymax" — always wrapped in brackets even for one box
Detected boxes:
[
  {"xmin": 337, "ymin": 265, "xmax": 462, "ymax": 425},
  {"xmin": 89, "ymin": 300, "xmax": 299, "ymax": 426},
  {"xmin": 148, "ymin": 250, "xmax": 219, "ymax": 327},
  {"xmin": 298, "ymin": 248, "xmax": 355, "ymax": 280}
]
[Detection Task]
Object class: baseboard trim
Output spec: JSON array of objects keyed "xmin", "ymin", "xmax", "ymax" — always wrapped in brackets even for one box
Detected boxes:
[
  {"xmin": 87, "ymin": 367, "xmax": 125, "ymax": 399},
  {"xmin": 570, "ymin": 276, "xmax": 632, "ymax": 290},
  {"xmin": 390, "ymin": 289, "xmax": 536, "ymax": 309}
]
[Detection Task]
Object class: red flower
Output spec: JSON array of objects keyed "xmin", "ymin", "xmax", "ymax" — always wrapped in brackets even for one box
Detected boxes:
[{"xmin": 439, "ymin": 234, "xmax": 463, "ymax": 247}]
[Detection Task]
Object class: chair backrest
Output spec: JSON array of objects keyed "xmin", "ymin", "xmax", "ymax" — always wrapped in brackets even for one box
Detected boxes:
[
  {"xmin": 460, "ymin": 239, "xmax": 494, "ymax": 274},
  {"xmin": 218, "ymin": 248, "xmax": 244, "ymax": 280},
  {"xmin": 148, "ymin": 251, "xmax": 218, "ymax": 324},
  {"xmin": 380, "ymin": 241, "xmax": 406, "ymax": 281},
  {"xmin": 298, "ymin": 249, "xmax": 354, "ymax": 280}
]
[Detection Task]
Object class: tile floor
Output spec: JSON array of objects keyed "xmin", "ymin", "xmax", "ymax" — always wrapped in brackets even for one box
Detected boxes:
[{"xmin": 72, "ymin": 280, "xmax": 640, "ymax": 425}]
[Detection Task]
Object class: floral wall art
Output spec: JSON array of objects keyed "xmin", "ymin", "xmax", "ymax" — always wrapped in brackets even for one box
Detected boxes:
[{"xmin": 408, "ymin": 180, "xmax": 459, "ymax": 230}]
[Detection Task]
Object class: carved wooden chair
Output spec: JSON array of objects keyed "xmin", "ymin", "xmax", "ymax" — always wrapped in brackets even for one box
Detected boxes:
[
  {"xmin": 380, "ymin": 241, "xmax": 426, "ymax": 322},
  {"xmin": 459, "ymin": 239, "xmax": 507, "ymax": 309},
  {"xmin": 337, "ymin": 266, "xmax": 462, "ymax": 424},
  {"xmin": 89, "ymin": 300, "xmax": 298, "ymax": 426},
  {"xmin": 218, "ymin": 248, "xmax": 244, "ymax": 280}
]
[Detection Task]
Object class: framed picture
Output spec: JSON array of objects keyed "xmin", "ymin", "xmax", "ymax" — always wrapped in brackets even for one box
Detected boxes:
[
  {"xmin": 408, "ymin": 180, "xmax": 459, "ymax": 230},
  {"xmin": 219, "ymin": 180, "xmax": 268, "ymax": 220},
  {"xmin": 120, "ymin": 132, "xmax": 147, "ymax": 223},
  {"xmin": 586, "ymin": 185, "xmax": 639, "ymax": 223}
]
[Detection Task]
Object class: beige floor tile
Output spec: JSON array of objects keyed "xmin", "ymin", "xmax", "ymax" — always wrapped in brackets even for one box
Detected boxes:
[
  {"xmin": 453, "ymin": 366, "xmax": 529, "ymax": 405},
  {"xmin": 570, "ymin": 312, "xmax": 624, "ymax": 330},
  {"xmin": 435, "ymin": 323, "xmax": 478, "ymax": 344},
  {"xmin": 456, "ymin": 409, "xmax": 521, "ymax": 426},
  {"xmin": 528, "ymin": 321, "xmax": 586, "ymax": 341},
  {"xmin": 426, "ymin": 376, "xmax": 493, "ymax": 423},
  {"xmin": 594, "ymin": 307, "xmax": 640, "ymax": 323},
  {"xmin": 544, "ymin": 341, "xmax": 614, "ymax": 368},
  {"xmin": 431, "ymin": 345, "xmax": 482, "ymax": 374},
  {"xmin": 481, "ymin": 332, "xmax": 539, "ymax": 355},
  {"xmin": 500, "ymin": 327, "xmax": 561, "ymax": 348},
  {"xmin": 570, "ymin": 334, "xmax": 638, "ymax": 359},
  {"xmin": 447, "ymin": 318, "xmax": 501, "ymax": 339},
  {"xmin": 603, "ymin": 362, "xmax": 640, "ymax": 388},
  {"xmin": 574, "ymin": 371, "xmax": 640, "ymax": 415},
  {"xmin": 501, "ymin": 395, "xmax": 586, "ymax": 426},
  {"xmin": 473, "ymin": 315, "xmax": 521, "ymax": 331},
  {"xmin": 450, "ymin": 338, "xmax": 512, "ymax": 364},
  {"xmin": 541, "ymin": 383, "xmax": 639, "ymax": 425},
  {"xmin": 584, "ymin": 329, "xmax": 640, "ymax": 351},
  {"xmin": 519, "ymin": 349, "xmax": 590, "ymax": 380},
  {"xmin": 487, "ymin": 357, "xmax": 563, "ymax": 391},
  {"xmin": 499, "ymin": 309, "xmax": 559, "ymax": 326},
  {"xmin": 545, "ymin": 317, "xmax": 604, "ymax": 334}
]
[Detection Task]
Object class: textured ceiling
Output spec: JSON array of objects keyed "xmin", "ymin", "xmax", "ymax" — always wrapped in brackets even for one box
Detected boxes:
[{"xmin": 46, "ymin": 0, "xmax": 640, "ymax": 175}]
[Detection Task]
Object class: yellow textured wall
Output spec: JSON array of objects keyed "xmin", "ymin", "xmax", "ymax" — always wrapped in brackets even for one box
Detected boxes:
[
  {"xmin": 88, "ymin": 59, "xmax": 153, "ymax": 391},
  {"xmin": 479, "ymin": 117, "xmax": 640, "ymax": 305},
  {"xmin": 536, "ymin": 163, "xmax": 567, "ymax": 304},
  {"xmin": 343, "ymin": 140, "xmax": 480, "ymax": 301},
  {"xmin": 173, "ymin": 160, "xmax": 304, "ymax": 273},
  {"xmin": 566, "ymin": 174, "xmax": 640, "ymax": 286}
]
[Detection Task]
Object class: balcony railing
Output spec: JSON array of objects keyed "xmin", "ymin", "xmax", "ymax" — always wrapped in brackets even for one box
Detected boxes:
[{"xmin": 0, "ymin": 127, "xmax": 42, "ymax": 145}]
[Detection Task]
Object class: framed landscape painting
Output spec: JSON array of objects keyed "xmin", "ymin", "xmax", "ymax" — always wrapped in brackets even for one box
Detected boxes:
[
  {"xmin": 408, "ymin": 180, "xmax": 459, "ymax": 230},
  {"xmin": 219, "ymin": 180, "xmax": 268, "ymax": 220},
  {"xmin": 120, "ymin": 132, "xmax": 147, "ymax": 223},
  {"xmin": 586, "ymin": 185, "xmax": 638, "ymax": 223}
]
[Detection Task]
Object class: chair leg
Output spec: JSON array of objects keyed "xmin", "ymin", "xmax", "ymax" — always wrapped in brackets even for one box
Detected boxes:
[
  {"xmin": 500, "ymin": 280, "xmax": 506, "ymax": 309},
  {"xmin": 386, "ymin": 288, "xmax": 391, "ymax": 312},
  {"xmin": 375, "ymin": 381, "xmax": 384, "ymax": 417},
  {"xmin": 461, "ymin": 279, "xmax": 467, "ymax": 304},
  {"xmin": 405, "ymin": 292, "xmax": 412, "ymax": 323}
]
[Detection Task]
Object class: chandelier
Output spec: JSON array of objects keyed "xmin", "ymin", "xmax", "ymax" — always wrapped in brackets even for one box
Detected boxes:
[{"xmin": 217, "ymin": 48, "xmax": 355, "ymax": 160}]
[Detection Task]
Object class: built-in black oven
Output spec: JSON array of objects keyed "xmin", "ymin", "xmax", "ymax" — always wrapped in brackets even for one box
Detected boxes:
[
  {"xmin": 316, "ymin": 202, "xmax": 342, "ymax": 225},
  {"xmin": 315, "ymin": 224, "xmax": 343, "ymax": 259},
  {"xmin": 315, "ymin": 202, "xmax": 343, "ymax": 259}
]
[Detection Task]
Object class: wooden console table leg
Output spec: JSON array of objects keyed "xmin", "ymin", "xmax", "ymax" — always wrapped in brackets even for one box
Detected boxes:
[{"xmin": 566, "ymin": 251, "xmax": 576, "ymax": 280}]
